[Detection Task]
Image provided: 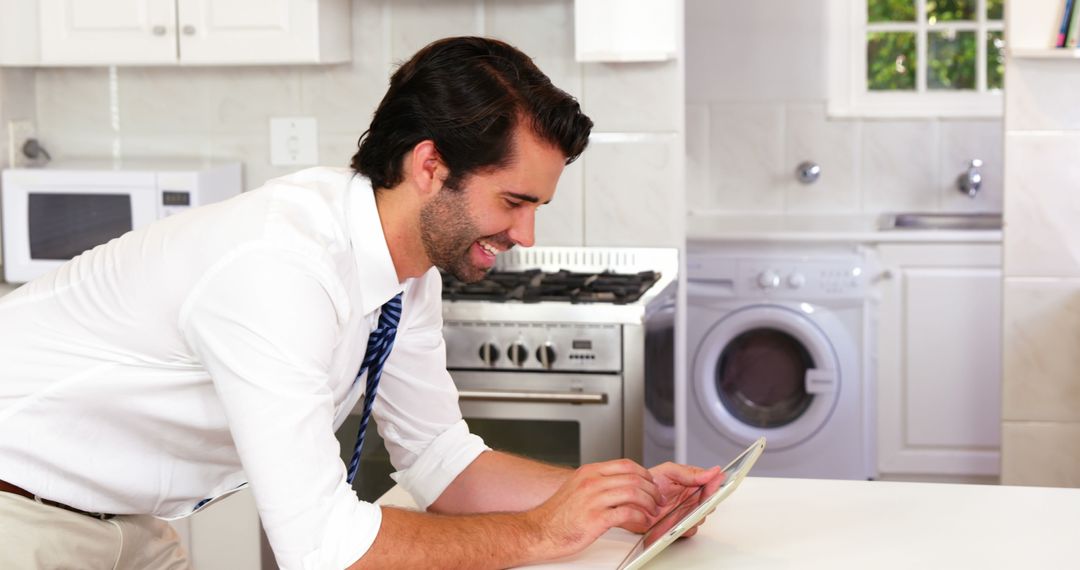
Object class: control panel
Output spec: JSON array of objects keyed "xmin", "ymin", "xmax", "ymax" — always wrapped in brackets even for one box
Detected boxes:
[
  {"xmin": 442, "ymin": 321, "xmax": 622, "ymax": 373},
  {"xmin": 737, "ymin": 258, "xmax": 868, "ymax": 299}
]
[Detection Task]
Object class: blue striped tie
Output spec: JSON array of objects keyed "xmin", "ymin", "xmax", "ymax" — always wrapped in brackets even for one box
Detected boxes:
[{"xmin": 346, "ymin": 292, "xmax": 403, "ymax": 484}]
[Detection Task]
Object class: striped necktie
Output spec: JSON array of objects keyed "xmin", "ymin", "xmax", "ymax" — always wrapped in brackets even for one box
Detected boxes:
[{"xmin": 346, "ymin": 292, "xmax": 403, "ymax": 484}]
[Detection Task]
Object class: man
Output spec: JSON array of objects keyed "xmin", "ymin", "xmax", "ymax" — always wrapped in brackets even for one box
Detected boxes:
[{"xmin": 0, "ymin": 37, "xmax": 722, "ymax": 569}]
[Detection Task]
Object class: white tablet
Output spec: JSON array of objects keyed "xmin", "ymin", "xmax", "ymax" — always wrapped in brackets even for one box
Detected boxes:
[{"xmin": 616, "ymin": 437, "xmax": 766, "ymax": 570}]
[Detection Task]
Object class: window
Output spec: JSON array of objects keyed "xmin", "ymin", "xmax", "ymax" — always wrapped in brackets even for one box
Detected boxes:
[{"xmin": 827, "ymin": 0, "xmax": 1005, "ymax": 117}]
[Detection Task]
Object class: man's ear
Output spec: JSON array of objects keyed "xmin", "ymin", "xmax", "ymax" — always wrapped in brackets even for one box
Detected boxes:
[{"xmin": 406, "ymin": 140, "xmax": 445, "ymax": 196}]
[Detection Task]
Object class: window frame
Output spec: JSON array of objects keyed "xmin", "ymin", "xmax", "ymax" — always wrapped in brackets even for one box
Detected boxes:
[{"xmin": 827, "ymin": 0, "xmax": 1004, "ymax": 118}]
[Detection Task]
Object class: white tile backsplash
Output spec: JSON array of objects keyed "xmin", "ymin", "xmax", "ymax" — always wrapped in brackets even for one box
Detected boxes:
[
  {"xmin": 484, "ymin": 0, "xmax": 582, "ymax": 100},
  {"xmin": 686, "ymin": 0, "xmax": 827, "ymax": 103},
  {"xmin": 685, "ymin": 103, "xmax": 710, "ymax": 209},
  {"xmin": 1004, "ymin": 133, "xmax": 1080, "ymax": 278},
  {"xmin": 861, "ymin": 120, "xmax": 940, "ymax": 212},
  {"xmin": 704, "ymin": 102, "xmax": 785, "ymax": 212},
  {"xmin": 388, "ymin": 0, "xmax": 483, "ymax": 64},
  {"xmin": 35, "ymin": 67, "xmax": 114, "ymax": 136},
  {"xmin": 583, "ymin": 136, "xmax": 681, "ymax": 247},
  {"xmin": 1002, "ymin": 279, "xmax": 1080, "ymax": 423},
  {"xmin": 583, "ymin": 61, "xmax": 680, "ymax": 132},
  {"xmin": 938, "ymin": 120, "xmax": 1003, "ymax": 212},
  {"xmin": 684, "ymin": 0, "xmax": 1002, "ymax": 217},
  {"xmin": 782, "ymin": 103, "xmax": 860, "ymax": 213},
  {"xmin": 116, "ymin": 68, "xmax": 214, "ymax": 135},
  {"xmin": 535, "ymin": 157, "xmax": 584, "ymax": 246},
  {"xmin": 1006, "ymin": 59, "xmax": 1080, "ymax": 132}
]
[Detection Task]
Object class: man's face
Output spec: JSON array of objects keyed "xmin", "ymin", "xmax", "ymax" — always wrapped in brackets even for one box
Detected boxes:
[{"xmin": 420, "ymin": 128, "xmax": 566, "ymax": 282}]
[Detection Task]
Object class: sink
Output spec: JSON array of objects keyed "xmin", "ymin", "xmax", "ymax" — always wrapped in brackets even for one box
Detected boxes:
[{"xmin": 883, "ymin": 212, "xmax": 1002, "ymax": 231}]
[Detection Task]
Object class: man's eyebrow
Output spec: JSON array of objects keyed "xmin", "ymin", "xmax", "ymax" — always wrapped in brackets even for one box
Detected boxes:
[{"xmin": 506, "ymin": 191, "xmax": 549, "ymax": 205}]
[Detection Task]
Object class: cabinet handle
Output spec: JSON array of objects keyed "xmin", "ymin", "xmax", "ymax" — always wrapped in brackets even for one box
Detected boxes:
[
  {"xmin": 182, "ymin": 25, "xmax": 196, "ymax": 36},
  {"xmin": 152, "ymin": 25, "xmax": 167, "ymax": 36}
]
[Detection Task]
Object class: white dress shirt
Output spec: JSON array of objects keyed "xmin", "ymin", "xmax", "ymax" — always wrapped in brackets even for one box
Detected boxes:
[{"xmin": 0, "ymin": 167, "xmax": 489, "ymax": 569}]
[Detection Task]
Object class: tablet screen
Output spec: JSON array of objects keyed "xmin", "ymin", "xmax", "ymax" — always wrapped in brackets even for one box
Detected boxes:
[{"xmin": 616, "ymin": 438, "xmax": 766, "ymax": 570}]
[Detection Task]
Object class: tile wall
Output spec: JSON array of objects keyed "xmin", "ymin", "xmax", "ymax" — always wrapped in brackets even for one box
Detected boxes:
[
  {"xmin": 1001, "ymin": 1, "xmax": 1080, "ymax": 487},
  {"xmin": 5, "ymin": 0, "xmax": 684, "ymax": 250},
  {"xmin": 685, "ymin": 0, "xmax": 1003, "ymax": 216}
]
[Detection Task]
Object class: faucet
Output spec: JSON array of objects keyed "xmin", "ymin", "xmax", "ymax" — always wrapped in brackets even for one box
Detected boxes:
[{"xmin": 956, "ymin": 159, "xmax": 983, "ymax": 198}]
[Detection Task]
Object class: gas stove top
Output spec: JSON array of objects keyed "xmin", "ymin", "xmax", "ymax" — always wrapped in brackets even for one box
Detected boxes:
[
  {"xmin": 441, "ymin": 269, "xmax": 661, "ymax": 304},
  {"xmin": 439, "ymin": 246, "xmax": 679, "ymax": 325}
]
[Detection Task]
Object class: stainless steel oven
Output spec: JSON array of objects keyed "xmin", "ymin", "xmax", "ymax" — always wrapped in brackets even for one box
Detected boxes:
[
  {"xmin": 342, "ymin": 247, "xmax": 678, "ymax": 502},
  {"xmin": 454, "ymin": 371, "xmax": 623, "ymax": 466}
]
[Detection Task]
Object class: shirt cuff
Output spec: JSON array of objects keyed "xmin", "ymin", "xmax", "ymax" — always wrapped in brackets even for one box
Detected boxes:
[{"xmin": 389, "ymin": 420, "xmax": 489, "ymax": 510}]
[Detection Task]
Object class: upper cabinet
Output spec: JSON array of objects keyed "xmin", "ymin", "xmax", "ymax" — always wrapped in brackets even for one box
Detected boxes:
[
  {"xmin": 574, "ymin": 0, "xmax": 677, "ymax": 62},
  {"xmin": 1, "ymin": 0, "xmax": 350, "ymax": 66}
]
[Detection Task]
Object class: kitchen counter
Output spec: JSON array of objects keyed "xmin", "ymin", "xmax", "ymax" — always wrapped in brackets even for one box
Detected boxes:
[
  {"xmin": 687, "ymin": 213, "xmax": 1002, "ymax": 243},
  {"xmin": 0, "ymin": 281, "xmax": 18, "ymax": 297},
  {"xmin": 377, "ymin": 477, "xmax": 1080, "ymax": 568}
]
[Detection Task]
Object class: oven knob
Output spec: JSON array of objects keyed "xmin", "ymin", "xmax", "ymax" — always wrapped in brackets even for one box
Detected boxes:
[
  {"xmin": 536, "ymin": 343, "xmax": 557, "ymax": 369},
  {"xmin": 478, "ymin": 343, "xmax": 500, "ymax": 366},
  {"xmin": 507, "ymin": 343, "xmax": 529, "ymax": 367},
  {"xmin": 757, "ymin": 270, "xmax": 780, "ymax": 289}
]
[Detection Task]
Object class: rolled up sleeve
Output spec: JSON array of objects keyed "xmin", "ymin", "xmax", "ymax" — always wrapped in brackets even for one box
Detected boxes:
[{"xmin": 375, "ymin": 268, "xmax": 489, "ymax": 510}]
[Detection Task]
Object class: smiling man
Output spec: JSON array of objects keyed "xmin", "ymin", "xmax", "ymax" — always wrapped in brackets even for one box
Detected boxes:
[{"xmin": 0, "ymin": 37, "xmax": 722, "ymax": 569}]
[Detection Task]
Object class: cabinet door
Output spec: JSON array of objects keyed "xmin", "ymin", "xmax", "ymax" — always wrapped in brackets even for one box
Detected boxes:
[
  {"xmin": 877, "ymin": 244, "xmax": 1003, "ymax": 477},
  {"xmin": 39, "ymin": 0, "xmax": 177, "ymax": 65},
  {"xmin": 176, "ymin": 0, "xmax": 348, "ymax": 64}
]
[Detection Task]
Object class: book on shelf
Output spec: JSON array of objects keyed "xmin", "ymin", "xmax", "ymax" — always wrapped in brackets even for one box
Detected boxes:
[
  {"xmin": 1059, "ymin": 0, "xmax": 1076, "ymax": 47},
  {"xmin": 1068, "ymin": 0, "xmax": 1080, "ymax": 48}
]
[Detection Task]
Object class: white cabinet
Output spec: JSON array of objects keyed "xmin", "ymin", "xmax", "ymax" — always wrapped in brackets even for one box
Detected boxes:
[
  {"xmin": 574, "ymin": 0, "xmax": 678, "ymax": 62},
  {"xmin": 876, "ymin": 243, "xmax": 1003, "ymax": 477},
  {"xmin": 12, "ymin": 0, "xmax": 349, "ymax": 66}
]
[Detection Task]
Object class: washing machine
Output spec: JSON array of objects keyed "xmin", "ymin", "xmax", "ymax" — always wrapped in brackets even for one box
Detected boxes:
[{"xmin": 685, "ymin": 245, "xmax": 876, "ymax": 480}]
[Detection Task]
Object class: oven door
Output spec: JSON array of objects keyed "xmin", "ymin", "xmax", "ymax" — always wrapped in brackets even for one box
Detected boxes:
[{"xmin": 452, "ymin": 370, "xmax": 623, "ymax": 468}]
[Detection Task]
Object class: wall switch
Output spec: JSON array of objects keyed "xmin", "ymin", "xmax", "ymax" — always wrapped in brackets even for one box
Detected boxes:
[
  {"xmin": 270, "ymin": 117, "xmax": 318, "ymax": 166},
  {"xmin": 7, "ymin": 119, "xmax": 36, "ymax": 168}
]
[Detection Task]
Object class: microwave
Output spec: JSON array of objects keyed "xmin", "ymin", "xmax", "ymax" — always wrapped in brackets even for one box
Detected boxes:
[{"xmin": 0, "ymin": 160, "xmax": 242, "ymax": 283}]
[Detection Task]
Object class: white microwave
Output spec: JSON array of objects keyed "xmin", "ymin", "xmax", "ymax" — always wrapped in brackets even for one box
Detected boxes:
[{"xmin": 0, "ymin": 160, "xmax": 242, "ymax": 283}]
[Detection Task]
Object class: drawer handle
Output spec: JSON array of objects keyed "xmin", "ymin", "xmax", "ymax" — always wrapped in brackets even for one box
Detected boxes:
[{"xmin": 458, "ymin": 389, "xmax": 608, "ymax": 405}]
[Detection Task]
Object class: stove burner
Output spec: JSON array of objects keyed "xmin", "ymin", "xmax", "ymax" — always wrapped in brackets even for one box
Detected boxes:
[{"xmin": 441, "ymin": 269, "xmax": 661, "ymax": 304}]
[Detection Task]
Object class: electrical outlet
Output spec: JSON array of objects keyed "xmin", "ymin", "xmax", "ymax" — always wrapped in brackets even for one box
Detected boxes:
[
  {"xmin": 270, "ymin": 117, "xmax": 318, "ymax": 166},
  {"xmin": 7, "ymin": 119, "xmax": 36, "ymax": 168}
]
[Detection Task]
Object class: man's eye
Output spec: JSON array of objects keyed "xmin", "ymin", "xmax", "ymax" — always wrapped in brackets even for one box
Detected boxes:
[{"xmin": 505, "ymin": 199, "xmax": 522, "ymax": 208}]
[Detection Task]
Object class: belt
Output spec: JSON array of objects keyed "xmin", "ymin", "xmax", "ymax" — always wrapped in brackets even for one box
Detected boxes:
[{"xmin": 0, "ymin": 479, "xmax": 116, "ymax": 520}]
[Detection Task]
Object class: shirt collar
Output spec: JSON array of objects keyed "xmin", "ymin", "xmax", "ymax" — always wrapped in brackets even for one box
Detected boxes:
[{"xmin": 345, "ymin": 173, "xmax": 405, "ymax": 316}]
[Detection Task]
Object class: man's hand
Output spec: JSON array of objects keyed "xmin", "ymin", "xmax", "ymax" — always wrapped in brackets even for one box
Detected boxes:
[
  {"xmin": 523, "ymin": 459, "xmax": 663, "ymax": 560},
  {"xmin": 618, "ymin": 462, "xmax": 725, "ymax": 537}
]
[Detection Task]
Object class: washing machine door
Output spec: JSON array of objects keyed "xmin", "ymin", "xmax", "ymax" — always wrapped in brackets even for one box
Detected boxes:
[{"xmin": 693, "ymin": 304, "xmax": 840, "ymax": 451}]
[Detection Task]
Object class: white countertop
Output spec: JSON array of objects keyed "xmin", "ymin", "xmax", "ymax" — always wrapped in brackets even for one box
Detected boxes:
[
  {"xmin": 687, "ymin": 213, "xmax": 1003, "ymax": 244},
  {"xmin": 377, "ymin": 477, "xmax": 1080, "ymax": 568}
]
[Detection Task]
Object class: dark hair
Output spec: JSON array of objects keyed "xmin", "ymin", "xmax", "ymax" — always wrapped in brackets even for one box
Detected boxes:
[{"xmin": 351, "ymin": 36, "xmax": 593, "ymax": 190}]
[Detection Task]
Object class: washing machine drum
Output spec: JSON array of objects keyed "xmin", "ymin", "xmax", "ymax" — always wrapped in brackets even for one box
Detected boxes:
[{"xmin": 694, "ymin": 304, "xmax": 841, "ymax": 451}]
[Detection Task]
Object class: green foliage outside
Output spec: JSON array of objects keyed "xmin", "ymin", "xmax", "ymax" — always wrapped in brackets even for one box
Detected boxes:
[
  {"xmin": 868, "ymin": 32, "xmax": 916, "ymax": 90},
  {"xmin": 867, "ymin": 0, "xmax": 1005, "ymax": 91},
  {"xmin": 928, "ymin": 31, "xmax": 975, "ymax": 89},
  {"xmin": 988, "ymin": 31, "xmax": 1005, "ymax": 90}
]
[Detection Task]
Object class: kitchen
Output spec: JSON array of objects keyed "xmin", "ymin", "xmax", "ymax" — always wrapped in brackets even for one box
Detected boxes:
[{"xmin": 0, "ymin": 0, "xmax": 1078, "ymax": 568}]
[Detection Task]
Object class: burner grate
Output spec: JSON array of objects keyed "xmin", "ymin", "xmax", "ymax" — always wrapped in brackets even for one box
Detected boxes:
[{"xmin": 441, "ymin": 269, "xmax": 661, "ymax": 304}]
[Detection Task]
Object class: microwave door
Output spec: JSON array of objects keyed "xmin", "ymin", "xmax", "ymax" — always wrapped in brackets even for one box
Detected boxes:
[
  {"xmin": 27, "ymin": 192, "xmax": 134, "ymax": 260},
  {"xmin": 2, "ymin": 184, "xmax": 157, "ymax": 283}
]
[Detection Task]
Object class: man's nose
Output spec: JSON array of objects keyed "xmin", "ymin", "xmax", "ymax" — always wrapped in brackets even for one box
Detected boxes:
[{"xmin": 508, "ymin": 208, "xmax": 536, "ymax": 248}]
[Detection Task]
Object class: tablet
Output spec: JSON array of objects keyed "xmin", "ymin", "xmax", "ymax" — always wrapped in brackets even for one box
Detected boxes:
[{"xmin": 616, "ymin": 437, "xmax": 766, "ymax": 570}]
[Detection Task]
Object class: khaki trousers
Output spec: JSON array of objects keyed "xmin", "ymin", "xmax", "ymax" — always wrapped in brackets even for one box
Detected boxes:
[{"xmin": 0, "ymin": 492, "xmax": 191, "ymax": 570}]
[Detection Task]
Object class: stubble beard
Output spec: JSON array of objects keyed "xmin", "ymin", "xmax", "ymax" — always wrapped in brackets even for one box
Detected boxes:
[{"xmin": 419, "ymin": 188, "xmax": 491, "ymax": 283}]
